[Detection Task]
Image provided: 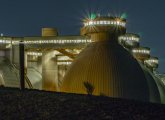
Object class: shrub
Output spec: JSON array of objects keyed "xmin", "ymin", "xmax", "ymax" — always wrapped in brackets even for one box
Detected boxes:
[{"xmin": 83, "ymin": 81, "xmax": 95, "ymax": 95}]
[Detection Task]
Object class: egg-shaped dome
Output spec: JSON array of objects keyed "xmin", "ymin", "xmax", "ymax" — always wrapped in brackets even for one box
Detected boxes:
[
  {"xmin": 152, "ymin": 74, "xmax": 165, "ymax": 104},
  {"xmin": 61, "ymin": 41, "xmax": 150, "ymax": 102},
  {"xmin": 140, "ymin": 64, "xmax": 160, "ymax": 103}
]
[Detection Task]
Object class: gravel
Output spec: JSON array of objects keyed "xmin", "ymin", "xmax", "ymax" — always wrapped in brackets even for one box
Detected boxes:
[{"xmin": 0, "ymin": 87, "xmax": 165, "ymax": 120}]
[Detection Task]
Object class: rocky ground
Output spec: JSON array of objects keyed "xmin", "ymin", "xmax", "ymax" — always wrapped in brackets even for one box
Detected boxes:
[{"xmin": 0, "ymin": 87, "xmax": 165, "ymax": 120}]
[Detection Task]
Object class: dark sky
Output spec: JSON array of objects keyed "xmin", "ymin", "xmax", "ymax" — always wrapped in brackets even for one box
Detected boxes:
[{"xmin": 0, "ymin": 0, "xmax": 164, "ymax": 73}]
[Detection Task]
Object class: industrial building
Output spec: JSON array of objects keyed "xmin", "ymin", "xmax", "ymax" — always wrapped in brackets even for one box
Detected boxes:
[{"xmin": 0, "ymin": 14, "xmax": 165, "ymax": 103}]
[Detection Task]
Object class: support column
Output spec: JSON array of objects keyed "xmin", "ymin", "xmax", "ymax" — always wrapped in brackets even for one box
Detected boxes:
[
  {"xmin": 42, "ymin": 50, "xmax": 58, "ymax": 91},
  {"xmin": 24, "ymin": 52, "xmax": 28, "ymax": 74},
  {"xmin": 4, "ymin": 41, "xmax": 13, "ymax": 63},
  {"xmin": 5, "ymin": 40, "xmax": 14, "ymax": 63},
  {"xmin": 37, "ymin": 56, "xmax": 42, "ymax": 74},
  {"xmin": 5, "ymin": 48, "xmax": 11, "ymax": 62},
  {"xmin": 9, "ymin": 44, "xmax": 13, "ymax": 63},
  {"xmin": 12, "ymin": 45, "xmax": 20, "ymax": 67}
]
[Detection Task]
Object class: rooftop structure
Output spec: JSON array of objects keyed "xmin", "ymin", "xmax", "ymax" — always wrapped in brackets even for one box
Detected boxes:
[
  {"xmin": 132, "ymin": 47, "xmax": 150, "ymax": 62},
  {"xmin": 144, "ymin": 57, "xmax": 159, "ymax": 70},
  {"xmin": 42, "ymin": 28, "xmax": 58, "ymax": 37},
  {"xmin": 81, "ymin": 16, "xmax": 126, "ymax": 42},
  {"xmin": 118, "ymin": 33, "xmax": 140, "ymax": 48}
]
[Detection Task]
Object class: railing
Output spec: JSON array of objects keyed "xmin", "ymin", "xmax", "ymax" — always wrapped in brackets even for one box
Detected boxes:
[
  {"xmin": 24, "ymin": 75, "xmax": 33, "ymax": 89},
  {"xmin": 10, "ymin": 63, "xmax": 33, "ymax": 89},
  {"xmin": 10, "ymin": 64, "xmax": 20, "ymax": 81}
]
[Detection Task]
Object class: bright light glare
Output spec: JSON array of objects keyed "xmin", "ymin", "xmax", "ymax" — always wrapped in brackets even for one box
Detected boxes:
[
  {"xmin": 84, "ymin": 20, "xmax": 126, "ymax": 27},
  {"xmin": 132, "ymin": 49, "xmax": 150, "ymax": 54}
]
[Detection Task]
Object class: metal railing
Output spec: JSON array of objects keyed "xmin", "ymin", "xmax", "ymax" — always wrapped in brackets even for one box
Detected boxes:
[
  {"xmin": 10, "ymin": 63, "xmax": 33, "ymax": 89},
  {"xmin": 24, "ymin": 75, "xmax": 33, "ymax": 89}
]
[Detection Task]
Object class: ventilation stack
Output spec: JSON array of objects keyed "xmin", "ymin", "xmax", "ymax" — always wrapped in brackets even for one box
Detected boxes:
[{"xmin": 42, "ymin": 28, "xmax": 58, "ymax": 37}]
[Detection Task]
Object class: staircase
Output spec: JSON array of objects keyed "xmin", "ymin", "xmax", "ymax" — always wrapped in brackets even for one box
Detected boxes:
[{"xmin": 0, "ymin": 57, "xmax": 20, "ymax": 88}]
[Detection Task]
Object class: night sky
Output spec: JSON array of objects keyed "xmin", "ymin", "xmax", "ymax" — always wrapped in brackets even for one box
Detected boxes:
[{"xmin": 0, "ymin": 0, "xmax": 164, "ymax": 73}]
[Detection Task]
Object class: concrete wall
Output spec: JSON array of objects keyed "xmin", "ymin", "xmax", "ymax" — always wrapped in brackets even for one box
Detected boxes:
[
  {"xmin": 0, "ymin": 51, "xmax": 5, "ymax": 57},
  {"xmin": 5, "ymin": 50, "xmax": 10, "ymax": 60},
  {"xmin": 5, "ymin": 47, "xmax": 13, "ymax": 63},
  {"xmin": 28, "ymin": 56, "xmax": 42, "ymax": 74}
]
